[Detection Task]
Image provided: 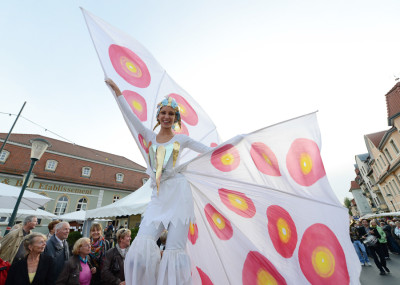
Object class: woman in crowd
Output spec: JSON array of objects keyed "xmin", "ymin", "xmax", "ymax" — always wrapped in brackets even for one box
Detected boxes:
[
  {"xmin": 56, "ymin": 238, "xmax": 96, "ymax": 285},
  {"xmin": 47, "ymin": 220, "xmax": 60, "ymax": 240},
  {"xmin": 364, "ymin": 219, "xmax": 390, "ymax": 275},
  {"xmin": 89, "ymin": 223, "xmax": 110, "ymax": 284},
  {"xmin": 5, "ymin": 233, "xmax": 54, "ymax": 285},
  {"xmin": 102, "ymin": 228, "xmax": 131, "ymax": 285}
]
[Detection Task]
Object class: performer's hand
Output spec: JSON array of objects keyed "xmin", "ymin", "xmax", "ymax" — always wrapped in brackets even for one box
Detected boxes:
[{"xmin": 105, "ymin": 78, "xmax": 122, "ymax": 96}]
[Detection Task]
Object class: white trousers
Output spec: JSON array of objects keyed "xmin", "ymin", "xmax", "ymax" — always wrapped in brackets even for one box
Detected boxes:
[{"xmin": 124, "ymin": 221, "xmax": 192, "ymax": 285}]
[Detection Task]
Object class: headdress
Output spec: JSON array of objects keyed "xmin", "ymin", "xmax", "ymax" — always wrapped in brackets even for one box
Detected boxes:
[{"xmin": 153, "ymin": 96, "xmax": 181, "ymax": 131}]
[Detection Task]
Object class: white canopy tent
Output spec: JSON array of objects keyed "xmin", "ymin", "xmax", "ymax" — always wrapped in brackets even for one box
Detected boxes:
[
  {"xmin": 82, "ymin": 181, "xmax": 152, "ymax": 237},
  {"xmin": 58, "ymin": 210, "xmax": 87, "ymax": 222},
  {"xmin": 359, "ymin": 211, "xmax": 400, "ymax": 220},
  {"xmin": 85, "ymin": 180, "xmax": 152, "ymax": 219},
  {"xmin": 0, "ymin": 208, "xmax": 57, "ymax": 220},
  {"xmin": 0, "ymin": 183, "xmax": 52, "ymax": 210}
]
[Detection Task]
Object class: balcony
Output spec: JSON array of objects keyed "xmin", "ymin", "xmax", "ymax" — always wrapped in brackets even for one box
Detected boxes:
[
  {"xmin": 371, "ymin": 185, "xmax": 381, "ymax": 193},
  {"xmin": 379, "ymin": 204, "xmax": 389, "ymax": 211},
  {"xmin": 371, "ymin": 207, "xmax": 378, "ymax": 213}
]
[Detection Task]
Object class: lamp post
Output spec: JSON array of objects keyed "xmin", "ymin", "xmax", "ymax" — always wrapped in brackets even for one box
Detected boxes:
[{"xmin": 4, "ymin": 138, "xmax": 51, "ymax": 235}]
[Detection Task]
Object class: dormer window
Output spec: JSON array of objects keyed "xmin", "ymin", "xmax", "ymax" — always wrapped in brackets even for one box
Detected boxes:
[
  {"xmin": 82, "ymin": 167, "xmax": 92, "ymax": 178},
  {"xmin": 45, "ymin": 160, "xmax": 58, "ymax": 172},
  {"xmin": 0, "ymin": 150, "xmax": 10, "ymax": 163},
  {"xmin": 116, "ymin": 173, "xmax": 124, "ymax": 183}
]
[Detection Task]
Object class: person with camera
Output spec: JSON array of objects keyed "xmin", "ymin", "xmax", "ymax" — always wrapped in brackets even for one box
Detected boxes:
[
  {"xmin": 101, "ymin": 228, "xmax": 131, "ymax": 285},
  {"xmin": 360, "ymin": 219, "xmax": 389, "ymax": 275}
]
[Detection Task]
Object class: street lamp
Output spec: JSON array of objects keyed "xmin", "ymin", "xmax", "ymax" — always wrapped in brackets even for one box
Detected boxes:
[{"xmin": 4, "ymin": 138, "xmax": 51, "ymax": 235}]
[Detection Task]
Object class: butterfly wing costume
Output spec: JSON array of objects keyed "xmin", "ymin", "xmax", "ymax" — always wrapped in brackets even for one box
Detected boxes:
[{"xmin": 82, "ymin": 8, "xmax": 361, "ymax": 285}]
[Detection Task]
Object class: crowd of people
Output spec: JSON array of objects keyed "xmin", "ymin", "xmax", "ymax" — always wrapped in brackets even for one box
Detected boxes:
[
  {"xmin": 350, "ymin": 217, "xmax": 400, "ymax": 276},
  {"xmin": 0, "ymin": 216, "xmax": 142, "ymax": 285}
]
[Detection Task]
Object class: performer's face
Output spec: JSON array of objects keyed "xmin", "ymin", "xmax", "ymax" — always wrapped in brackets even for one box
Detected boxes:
[{"xmin": 158, "ymin": 106, "xmax": 176, "ymax": 129}]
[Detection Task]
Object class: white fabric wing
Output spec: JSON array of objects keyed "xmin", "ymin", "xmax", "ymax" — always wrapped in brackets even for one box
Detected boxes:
[
  {"xmin": 82, "ymin": 8, "xmax": 360, "ymax": 285},
  {"xmin": 82, "ymin": 8, "xmax": 220, "ymax": 166}
]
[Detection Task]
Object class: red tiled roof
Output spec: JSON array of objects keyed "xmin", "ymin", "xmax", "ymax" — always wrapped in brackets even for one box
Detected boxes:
[
  {"xmin": 365, "ymin": 131, "xmax": 387, "ymax": 148},
  {"xmin": 350, "ymin": 180, "xmax": 360, "ymax": 190},
  {"xmin": 386, "ymin": 82, "xmax": 400, "ymax": 122},
  {"xmin": 0, "ymin": 133, "xmax": 145, "ymax": 171}
]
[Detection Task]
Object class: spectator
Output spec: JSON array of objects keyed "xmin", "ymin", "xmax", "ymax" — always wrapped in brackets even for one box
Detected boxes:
[
  {"xmin": 102, "ymin": 228, "xmax": 131, "ymax": 285},
  {"xmin": 47, "ymin": 221, "xmax": 61, "ymax": 240},
  {"xmin": 104, "ymin": 222, "xmax": 114, "ymax": 244},
  {"xmin": 5, "ymin": 233, "xmax": 55, "ymax": 285},
  {"xmin": 350, "ymin": 222, "xmax": 371, "ymax": 266},
  {"xmin": 89, "ymin": 223, "xmax": 110, "ymax": 284},
  {"xmin": 56, "ymin": 238, "xmax": 96, "ymax": 285},
  {"xmin": 394, "ymin": 221, "xmax": 400, "ymax": 240},
  {"xmin": 361, "ymin": 219, "xmax": 389, "ymax": 275},
  {"xmin": 44, "ymin": 222, "xmax": 70, "ymax": 280},
  {"xmin": 380, "ymin": 221, "xmax": 400, "ymax": 255},
  {"xmin": 0, "ymin": 215, "xmax": 37, "ymax": 264}
]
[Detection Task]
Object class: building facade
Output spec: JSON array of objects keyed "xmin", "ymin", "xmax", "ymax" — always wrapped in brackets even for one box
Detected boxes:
[
  {"xmin": 348, "ymin": 179, "xmax": 372, "ymax": 217},
  {"xmin": 354, "ymin": 82, "xmax": 400, "ymax": 213},
  {"xmin": 0, "ymin": 133, "xmax": 148, "ymax": 233}
]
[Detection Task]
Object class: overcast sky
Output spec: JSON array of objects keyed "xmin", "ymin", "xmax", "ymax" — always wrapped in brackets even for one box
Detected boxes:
[{"xmin": 1, "ymin": 1, "xmax": 400, "ymax": 204}]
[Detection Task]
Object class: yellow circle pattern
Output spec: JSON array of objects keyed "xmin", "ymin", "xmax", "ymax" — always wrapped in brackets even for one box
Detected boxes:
[
  {"xmin": 221, "ymin": 153, "xmax": 234, "ymax": 165},
  {"xmin": 300, "ymin": 153, "xmax": 313, "ymax": 175},
  {"xmin": 125, "ymin": 61, "xmax": 138, "ymax": 73},
  {"xmin": 189, "ymin": 223, "xmax": 195, "ymax": 235},
  {"xmin": 257, "ymin": 269, "xmax": 278, "ymax": 285},
  {"xmin": 311, "ymin": 246, "xmax": 335, "ymax": 278},
  {"xmin": 262, "ymin": 153, "xmax": 272, "ymax": 166},
  {"xmin": 276, "ymin": 218, "xmax": 291, "ymax": 244},
  {"xmin": 227, "ymin": 194, "xmax": 248, "ymax": 211},
  {"xmin": 212, "ymin": 213, "xmax": 225, "ymax": 230},
  {"xmin": 132, "ymin": 100, "xmax": 143, "ymax": 112}
]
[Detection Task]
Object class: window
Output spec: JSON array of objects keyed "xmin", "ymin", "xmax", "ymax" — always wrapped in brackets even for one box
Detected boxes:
[
  {"xmin": 384, "ymin": 148, "xmax": 393, "ymax": 161},
  {"xmin": 390, "ymin": 139, "xmax": 400, "ymax": 155},
  {"xmin": 116, "ymin": 173, "xmax": 124, "ymax": 183},
  {"xmin": 76, "ymin": 198, "xmax": 88, "ymax": 211},
  {"xmin": 0, "ymin": 217, "xmax": 7, "ymax": 222},
  {"xmin": 113, "ymin": 195, "xmax": 120, "ymax": 203},
  {"xmin": 388, "ymin": 181, "xmax": 396, "ymax": 196},
  {"xmin": 384, "ymin": 186, "xmax": 390, "ymax": 195},
  {"xmin": 0, "ymin": 150, "xmax": 10, "ymax": 163},
  {"xmin": 379, "ymin": 155, "xmax": 386, "ymax": 166},
  {"xmin": 377, "ymin": 159, "xmax": 383, "ymax": 170},
  {"xmin": 392, "ymin": 179, "xmax": 400, "ymax": 195},
  {"xmin": 54, "ymin": 196, "xmax": 68, "ymax": 215},
  {"xmin": 82, "ymin": 167, "xmax": 92, "ymax": 178},
  {"xmin": 45, "ymin": 160, "xmax": 58, "ymax": 171},
  {"xmin": 142, "ymin": 178, "xmax": 149, "ymax": 185}
]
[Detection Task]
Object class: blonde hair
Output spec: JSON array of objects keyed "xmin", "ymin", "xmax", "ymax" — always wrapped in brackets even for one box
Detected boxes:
[
  {"xmin": 23, "ymin": 233, "xmax": 47, "ymax": 253},
  {"xmin": 72, "ymin": 237, "xmax": 91, "ymax": 255},
  {"xmin": 116, "ymin": 228, "xmax": 131, "ymax": 243},
  {"xmin": 90, "ymin": 223, "xmax": 103, "ymax": 236},
  {"xmin": 160, "ymin": 230, "xmax": 168, "ymax": 244}
]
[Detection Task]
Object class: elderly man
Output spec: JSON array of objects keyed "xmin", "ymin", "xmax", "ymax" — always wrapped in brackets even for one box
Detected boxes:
[
  {"xmin": 44, "ymin": 221, "xmax": 70, "ymax": 280},
  {"xmin": 0, "ymin": 215, "xmax": 37, "ymax": 264}
]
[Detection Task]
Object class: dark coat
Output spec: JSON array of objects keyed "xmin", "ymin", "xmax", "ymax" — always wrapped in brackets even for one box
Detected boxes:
[
  {"xmin": 5, "ymin": 254, "xmax": 55, "ymax": 285},
  {"xmin": 101, "ymin": 247, "xmax": 126, "ymax": 285},
  {"xmin": 44, "ymin": 235, "xmax": 70, "ymax": 280},
  {"xmin": 56, "ymin": 255, "xmax": 93, "ymax": 285}
]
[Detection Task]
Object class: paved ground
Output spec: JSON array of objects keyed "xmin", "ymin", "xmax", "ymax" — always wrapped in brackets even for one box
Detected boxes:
[{"xmin": 360, "ymin": 252, "xmax": 400, "ymax": 284}]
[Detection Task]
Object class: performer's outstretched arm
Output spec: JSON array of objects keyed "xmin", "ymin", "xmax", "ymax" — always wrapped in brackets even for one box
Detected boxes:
[{"xmin": 105, "ymin": 78, "xmax": 154, "ymax": 142}]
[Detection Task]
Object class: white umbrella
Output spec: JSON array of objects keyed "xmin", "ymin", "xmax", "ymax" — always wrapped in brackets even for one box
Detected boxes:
[
  {"xmin": 58, "ymin": 210, "xmax": 87, "ymax": 221},
  {"xmin": 0, "ymin": 208, "xmax": 57, "ymax": 220},
  {"xmin": 85, "ymin": 180, "xmax": 152, "ymax": 219},
  {"xmin": 0, "ymin": 183, "xmax": 51, "ymax": 210}
]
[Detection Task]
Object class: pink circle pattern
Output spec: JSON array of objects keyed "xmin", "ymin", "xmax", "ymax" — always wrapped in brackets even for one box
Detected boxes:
[
  {"xmin": 109, "ymin": 44, "xmax": 151, "ymax": 88},
  {"xmin": 122, "ymin": 90, "xmax": 147, "ymax": 121}
]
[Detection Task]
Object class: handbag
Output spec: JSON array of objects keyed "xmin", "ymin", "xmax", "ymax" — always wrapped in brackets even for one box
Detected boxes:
[{"xmin": 363, "ymin": 235, "xmax": 378, "ymax": 247}]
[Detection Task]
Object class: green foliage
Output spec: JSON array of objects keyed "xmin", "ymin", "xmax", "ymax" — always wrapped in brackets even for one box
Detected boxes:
[
  {"xmin": 130, "ymin": 227, "xmax": 139, "ymax": 243},
  {"xmin": 67, "ymin": 231, "xmax": 83, "ymax": 248},
  {"xmin": 344, "ymin": 197, "xmax": 351, "ymax": 208}
]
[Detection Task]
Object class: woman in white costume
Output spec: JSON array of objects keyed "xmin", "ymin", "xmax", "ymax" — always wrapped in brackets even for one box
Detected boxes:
[{"xmin": 106, "ymin": 79, "xmax": 212, "ymax": 285}]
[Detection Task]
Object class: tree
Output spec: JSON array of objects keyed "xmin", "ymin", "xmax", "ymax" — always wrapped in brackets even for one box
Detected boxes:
[{"xmin": 344, "ymin": 197, "xmax": 352, "ymax": 216}]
